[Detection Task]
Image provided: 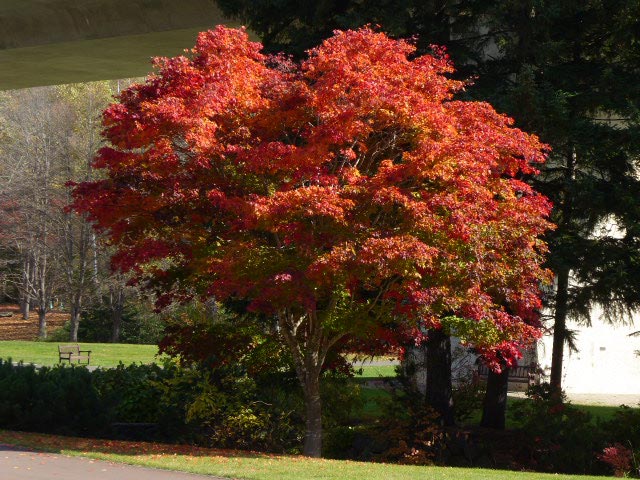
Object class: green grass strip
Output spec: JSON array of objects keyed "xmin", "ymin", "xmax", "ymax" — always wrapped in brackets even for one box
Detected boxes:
[{"xmin": 0, "ymin": 340, "xmax": 161, "ymax": 367}]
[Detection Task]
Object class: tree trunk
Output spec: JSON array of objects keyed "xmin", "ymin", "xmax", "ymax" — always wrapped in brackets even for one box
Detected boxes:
[
  {"xmin": 550, "ymin": 146, "xmax": 576, "ymax": 395},
  {"xmin": 110, "ymin": 286, "xmax": 124, "ymax": 343},
  {"xmin": 302, "ymin": 369, "xmax": 323, "ymax": 457},
  {"xmin": 111, "ymin": 305, "xmax": 123, "ymax": 343},
  {"xmin": 550, "ymin": 266, "xmax": 570, "ymax": 392},
  {"xmin": 425, "ymin": 328, "xmax": 454, "ymax": 425},
  {"xmin": 69, "ymin": 302, "xmax": 81, "ymax": 342},
  {"xmin": 91, "ymin": 233, "xmax": 99, "ymax": 287},
  {"xmin": 21, "ymin": 255, "xmax": 31, "ymax": 319},
  {"xmin": 401, "ymin": 342, "xmax": 428, "ymax": 395},
  {"xmin": 37, "ymin": 259, "xmax": 48, "ymax": 340},
  {"xmin": 481, "ymin": 364, "xmax": 509, "ymax": 429},
  {"xmin": 277, "ymin": 310, "xmax": 337, "ymax": 458},
  {"xmin": 21, "ymin": 298, "xmax": 30, "ymax": 320},
  {"xmin": 38, "ymin": 308, "xmax": 47, "ymax": 339}
]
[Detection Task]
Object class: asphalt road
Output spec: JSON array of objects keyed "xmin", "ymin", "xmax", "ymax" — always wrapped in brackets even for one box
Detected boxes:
[{"xmin": 0, "ymin": 444, "xmax": 228, "ymax": 480}]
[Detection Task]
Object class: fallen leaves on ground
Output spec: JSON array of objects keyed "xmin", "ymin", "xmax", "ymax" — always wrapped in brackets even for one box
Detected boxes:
[
  {"xmin": 0, "ymin": 305, "xmax": 68, "ymax": 340},
  {"xmin": 0, "ymin": 429, "xmax": 282, "ymax": 461}
]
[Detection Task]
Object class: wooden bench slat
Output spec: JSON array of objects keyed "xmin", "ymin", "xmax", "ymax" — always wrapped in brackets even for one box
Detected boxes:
[{"xmin": 476, "ymin": 363, "xmax": 538, "ymax": 388}]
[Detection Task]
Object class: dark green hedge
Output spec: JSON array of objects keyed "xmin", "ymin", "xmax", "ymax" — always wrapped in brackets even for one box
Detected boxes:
[{"xmin": 0, "ymin": 358, "xmax": 358, "ymax": 454}]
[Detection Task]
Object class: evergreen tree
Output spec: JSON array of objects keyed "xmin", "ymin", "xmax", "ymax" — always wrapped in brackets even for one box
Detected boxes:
[{"xmin": 471, "ymin": 1, "xmax": 640, "ymax": 391}]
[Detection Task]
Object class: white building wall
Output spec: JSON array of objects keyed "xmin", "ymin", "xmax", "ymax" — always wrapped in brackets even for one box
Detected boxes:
[
  {"xmin": 536, "ymin": 306, "xmax": 640, "ymax": 394},
  {"xmin": 405, "ymin": 308, "xmax": 640, "ymax": 395}
]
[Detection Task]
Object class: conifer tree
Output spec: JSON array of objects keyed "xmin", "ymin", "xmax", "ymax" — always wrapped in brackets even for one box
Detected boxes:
[{"xmin": 472, "ymin": 1, "xmax": 640, "ymax": 391}]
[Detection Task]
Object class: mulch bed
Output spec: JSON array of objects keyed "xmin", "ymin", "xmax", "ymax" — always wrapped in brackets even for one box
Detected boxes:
[{"xmin": 0, "ymin": 304, "xmax": 68, "ymax": 340}]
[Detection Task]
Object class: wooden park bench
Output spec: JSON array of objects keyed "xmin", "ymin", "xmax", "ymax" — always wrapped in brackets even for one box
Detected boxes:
[
  {"xmin": 476, "ymin": 362, "xmax": 538, "ymax": 391},
  {"xmin": 58, "ymin": 344, "xmax": 92, "ymax": 365}
]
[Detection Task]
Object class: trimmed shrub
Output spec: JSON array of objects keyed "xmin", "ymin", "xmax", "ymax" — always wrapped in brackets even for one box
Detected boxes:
[
  {"xmin": 0, "ymin": 357, "xmax": 360, "ymax": 454},
  {"xmin": 0, "ymin": 359, "xmax": 107, "ymax": 435},
  {"xmin": 509, "ymin": 384, "xmax": 607, "ymax": 475}
]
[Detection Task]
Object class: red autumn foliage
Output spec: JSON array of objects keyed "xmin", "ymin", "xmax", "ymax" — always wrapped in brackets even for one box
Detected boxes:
[
  {"xmin": 598, "ymin": 443, "xmax": 634, "ymax": 477},
  {"xmin": 70, "ymin": 26, "xmax": 553, "ymax": 455}
]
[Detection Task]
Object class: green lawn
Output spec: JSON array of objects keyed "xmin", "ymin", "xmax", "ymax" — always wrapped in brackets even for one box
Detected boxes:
[
  {"xmin": 1, "ymin": 341, "xmax": 398, "ymax": 371},
  {"xmin": 0, "ymin": 430, "xmax": 613, "ymax": 480},
  {"xmin": 359, "ymin": 387, "xmax": 393, "ymax": 418},
  {"xmin": 358, "ymin": 388, "xmax": 639, "ymax": 426},
  {"xmin": 355, "ymin": 364, "xmax": 398, "ymax": 379},
  {"xmin": 0, "ymin": 340, "xmax": 161, "ymax": 367},
  {"xmin": 573, "ymin": 403, "xmax": 634, "ymax": 422},
  {"xmin": 504, "ymin": 397, "xmax": 638, "ymax": 426}
]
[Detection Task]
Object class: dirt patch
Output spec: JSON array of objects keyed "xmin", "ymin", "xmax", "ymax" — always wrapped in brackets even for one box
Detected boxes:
[{"xmin": 0, "ymin": 304, "xmax": 68, "ymax": 340}]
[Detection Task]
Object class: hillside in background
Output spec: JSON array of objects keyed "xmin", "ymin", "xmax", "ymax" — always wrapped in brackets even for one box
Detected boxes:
[
  {"xmin": 0, "ymin": 0, "xmax": 238, "ymax": 90},
  {"xmin": 0, "ymin": 0, "xmax": 221, "ymax": 49}
]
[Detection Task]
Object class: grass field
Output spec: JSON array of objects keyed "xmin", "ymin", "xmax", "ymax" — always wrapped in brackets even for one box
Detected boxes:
[
  {"xmin": 0, "ymin": 340, "xmax": 398, "ymax": 373},
  {"xmin": 355, "ymin": 364, "xmax": 398, "ymax": 379},
  {"xmin": 0, "ymin": 340, "xmax": 161, "ymax": 367},
  {"xmin": 505, "ymin": 397, "xmax": 637, "ymax": 424},
  {"xmin": 0, "ymin": 430, "xmax": 613, "ymax": 480}
]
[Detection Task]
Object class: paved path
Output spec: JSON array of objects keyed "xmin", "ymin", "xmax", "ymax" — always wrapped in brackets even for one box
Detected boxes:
[{"xmin": 0, "ymin": 444, "xmax": 228, "ymax": 480}]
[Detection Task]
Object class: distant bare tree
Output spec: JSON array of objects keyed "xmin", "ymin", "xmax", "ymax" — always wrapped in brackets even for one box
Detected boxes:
[
  {"xmin": 0, "ymin": 80, "xmax": 144, "ymax": 341},
  {"xmin": 0, "ymin": 87, "xmax": 72, "ymax": 337},
  {"xmin": 56, "ymin": 82, "xmax": 114, "ymax": 340}
]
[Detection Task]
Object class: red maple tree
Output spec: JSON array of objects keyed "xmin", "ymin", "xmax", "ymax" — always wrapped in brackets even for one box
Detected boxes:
[{"xmin": 71, "ymin": 26, "xmax": 552, "ymax": 456}]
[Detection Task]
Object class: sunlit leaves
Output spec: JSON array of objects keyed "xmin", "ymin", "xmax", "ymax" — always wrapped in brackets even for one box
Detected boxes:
[{"xmin": 71, "ymin": 26, "xmax": 552, "ymax": 366}]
